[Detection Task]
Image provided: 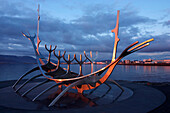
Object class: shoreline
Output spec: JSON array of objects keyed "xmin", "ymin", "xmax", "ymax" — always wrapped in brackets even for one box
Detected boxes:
[
  {"xmin": 1, "ymin": 62, "xmax": 170, "ymax": 66},
  {"xmin": 118, "ymin": 63, "xmax": 170, "ymax": 66}
]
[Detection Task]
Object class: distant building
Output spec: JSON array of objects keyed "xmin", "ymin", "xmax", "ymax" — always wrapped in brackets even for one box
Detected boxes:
[
  {"xmin": 143, "ymin": 58, "xmax": 152, "ymax": 62},
  {"xmin": 139, "ymin": 61, "xmax": 144, "ymax": 64},
  {"xmin": 118, "ymin": 59, "xmax": 170, "ymax": 65},
  {"xmin": 96, "ymin": 62, "xmax": 105, "ymax": 64},
  {"xmin": 143, "ymin": 58, "xmax": 154, "ymax": 64},
  {"xmin": 164, "ymin": 60, "xmax": 170, "ymax": 63},
  {"xmin": 134, "ymin": 60, "xmax": 140, "ymax": 64},
  {"xmin": 124, "ymin": 60, "xmax": 131, "ymax": 64},
  {"xmin": 153, "ymin": 59, "xmax": 170, "ymax": 64},
  {"xmin": 118, "ymin": 60, "xmax": 124, "ymax": 64}
]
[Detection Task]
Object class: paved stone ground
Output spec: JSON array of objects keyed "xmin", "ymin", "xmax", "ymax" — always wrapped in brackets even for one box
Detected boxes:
[
  {"xmin": 148, "ymin": 83, "xmax": 170, "ymax": 113},
  {"xmin": 0, "ymin": 80, "xmax": 168, "ymax": 113}
]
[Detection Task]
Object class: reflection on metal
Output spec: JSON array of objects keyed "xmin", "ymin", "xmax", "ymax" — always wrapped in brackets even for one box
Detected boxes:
[
  {"xmin": 45, "ymin": 45, "xmax": 57, "ymax": 63},
  {"xmin": 74, "ymin": 54, "xmax": 88, "ymax": 76},
  {"xmin": 62, "ymin": 52, "xmax": 77, "ymax": 78},
  {"xmin": 89, "ymin": 51, "xmax": 98, "ymax": 72},
  {"xmin": 111, "ymin": 10, "xmax": 120, "ymax": 62},
  {"xmin": 36, "ymin": 4, "xmax": 41, "ymax": 54},
  {"xmin": 13, "ymin": 6, "xmax": 154, "ymax": 107}
]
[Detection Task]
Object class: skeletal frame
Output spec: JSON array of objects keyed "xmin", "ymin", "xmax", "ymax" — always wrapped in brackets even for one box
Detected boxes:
[
  {"xmin": 13, "ymin": 9, "xmax": 154, "ymax": 107},
  {"xmin": 13, "ymin": 10, "xmax": 120, "ymax": 94}
]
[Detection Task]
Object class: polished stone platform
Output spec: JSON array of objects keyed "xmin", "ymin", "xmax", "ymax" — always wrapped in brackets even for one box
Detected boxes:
[{"xmin": 0, "ymin": 80, "xmax": 166, "ymax": 113}]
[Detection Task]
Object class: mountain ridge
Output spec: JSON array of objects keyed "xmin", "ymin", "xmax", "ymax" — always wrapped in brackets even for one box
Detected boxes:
[{"xmin": 0, "ymin": 55, "xmax": 36, "ymax": 64}]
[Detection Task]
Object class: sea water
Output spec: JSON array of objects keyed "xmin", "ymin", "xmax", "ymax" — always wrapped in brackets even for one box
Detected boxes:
[{"xmin": 0, "ymin": 63, "xmax": 169, "ymax": 82}]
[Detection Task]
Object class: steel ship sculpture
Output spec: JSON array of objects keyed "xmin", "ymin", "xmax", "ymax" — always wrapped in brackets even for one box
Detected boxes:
[{"xmin": 13, "ymin": 5, "xmax": 154, "ymax": 107}]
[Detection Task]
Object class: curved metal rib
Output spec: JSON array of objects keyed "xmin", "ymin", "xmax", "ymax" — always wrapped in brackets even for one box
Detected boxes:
[
  {"xmin": 15, "ymin": 74, "xmax": 42, "ymax": 93},
  {"xmin": 21, "ymin": 79, "xmax": 50, "ymax": 97},
  {"xmin": 13, "ymin": 32, "xmax": 57, "ymax": 91},
  {"xmin": 32, "ymin": 82, "xmax": 64, "ymax": 101},
  {"xmin": 88, "ymin": 82, "xmax": 111, "ymax": 96},
  {"xmin": 100, "ymin": 82, "xmax": 112, "ymax": 98},
  {"xmin": 13, "ymin": 62, "xmax": 57, "ymax": 91},
  {"xmin": 12, "ymin": 66, "xmax": 39, "ymax": 89},
  {"xmin": 107, "ymin": 79, "xmax": 124, "ymax": 91},
  {"xmin": 48, "ymin": 80, "xmax": 82, "ymax": 107}
]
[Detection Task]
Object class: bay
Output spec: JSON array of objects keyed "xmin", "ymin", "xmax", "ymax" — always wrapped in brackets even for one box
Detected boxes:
[{"xmin": 0, "ymin": 63, "xmax": 169, "ymax": 82}]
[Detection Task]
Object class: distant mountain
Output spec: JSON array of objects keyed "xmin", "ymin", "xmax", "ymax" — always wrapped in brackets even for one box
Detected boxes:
[{"xmin": 0, "ymin": 55, "xmax": 36, "ymax": 64}]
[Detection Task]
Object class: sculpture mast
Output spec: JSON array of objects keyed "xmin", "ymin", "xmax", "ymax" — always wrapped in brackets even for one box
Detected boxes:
[
  {"xmin": 36, "ymin": 4, "xmax": 41, "ymax": 54},
  {"xmin": 111, "ymin": 10, "xmax": 120, "ymax": 62},
  {"xmin": 36, "ymin": 4, "xmax": 45, "ymax": 65}
]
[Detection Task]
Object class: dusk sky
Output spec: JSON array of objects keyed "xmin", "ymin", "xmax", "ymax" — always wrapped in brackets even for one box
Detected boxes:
[{"xmin": 0, "ymin": 0, "xmax": 170, "ymax": 61}]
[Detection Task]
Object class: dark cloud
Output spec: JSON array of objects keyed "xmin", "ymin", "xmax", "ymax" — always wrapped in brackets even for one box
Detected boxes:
[{"xmin": 140, "ymin": 33, "xmax": 170, "ymax": 52}]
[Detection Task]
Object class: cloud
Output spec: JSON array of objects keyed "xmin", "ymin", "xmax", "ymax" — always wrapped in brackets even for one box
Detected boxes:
[
  {"xmin": 163, "ymin": 20, "xmax": 170, "ymax": 27},
  {"xmin": 141, "ymin": 33, "xmax": 170, "ymax": 52},
  {"xmin": 0, "ymin": 0, "xmax": 169, "ymax": 61}
]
